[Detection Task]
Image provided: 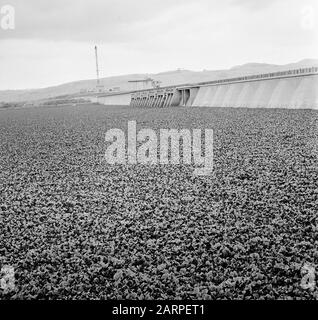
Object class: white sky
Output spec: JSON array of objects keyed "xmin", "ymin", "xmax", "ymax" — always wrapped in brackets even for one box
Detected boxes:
[{"xmin": 0, "ymin": 0, "xmax": 317, "ymax": 90}]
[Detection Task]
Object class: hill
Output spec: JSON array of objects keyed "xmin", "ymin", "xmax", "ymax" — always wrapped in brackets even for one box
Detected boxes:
[{"xmin": 0, "ymin": 59, "xmax": 317, "ymax": 103}]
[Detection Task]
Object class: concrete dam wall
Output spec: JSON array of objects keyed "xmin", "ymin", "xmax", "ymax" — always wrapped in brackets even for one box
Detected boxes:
[
  {"xmin": 190, "ymin": 72, "xmax": 318, "ymax": 109},
  {"xmin": 90, "ymin": 67, "xmax": 318, "ymax": 109},
  {"xmin": 97, "ymin": 92, "xmax": 131, "ymax": 105}
]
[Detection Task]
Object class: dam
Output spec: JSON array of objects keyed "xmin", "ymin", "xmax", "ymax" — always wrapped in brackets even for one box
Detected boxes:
[{"xmin": 85, "ymin": 67, "xmax": 318, "ymax": 109}]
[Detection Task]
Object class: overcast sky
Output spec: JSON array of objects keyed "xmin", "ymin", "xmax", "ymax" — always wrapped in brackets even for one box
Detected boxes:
[{"xmin": 0, "ymin": 0, "xmax": 317, "ymax": 90}]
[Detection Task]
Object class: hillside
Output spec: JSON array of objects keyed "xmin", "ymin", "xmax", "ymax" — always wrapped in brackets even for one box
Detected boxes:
[{"xmin": 0, "ymin": 59, "xmax": 317, "ymax": 103}]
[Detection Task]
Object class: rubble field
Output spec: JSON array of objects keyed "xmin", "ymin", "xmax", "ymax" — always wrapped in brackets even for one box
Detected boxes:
[{"xmin": 0, "ymin": 104, "xmax": 317, "ymax": 299}]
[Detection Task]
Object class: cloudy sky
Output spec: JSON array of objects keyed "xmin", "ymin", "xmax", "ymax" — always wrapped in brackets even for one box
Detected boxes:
[{"xmin": 0, "ymin": 0, "xmax": 317, "ymax": 90}]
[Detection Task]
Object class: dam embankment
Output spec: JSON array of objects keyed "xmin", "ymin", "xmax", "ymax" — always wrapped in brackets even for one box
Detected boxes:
[{"xmin": 84, "ymin": 67, "xmax": 318, "ymax": 109}]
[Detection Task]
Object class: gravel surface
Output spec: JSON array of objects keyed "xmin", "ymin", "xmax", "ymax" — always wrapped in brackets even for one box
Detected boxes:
[{"xmin": 0, "ymin": 104, "xmax": 317, "ymax": 299}]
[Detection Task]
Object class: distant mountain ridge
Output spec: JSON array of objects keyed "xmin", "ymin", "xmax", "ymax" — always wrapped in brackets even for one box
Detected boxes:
[{"xmin": 1, "ymin": 59, "xmax": 317, "ymax": 103}]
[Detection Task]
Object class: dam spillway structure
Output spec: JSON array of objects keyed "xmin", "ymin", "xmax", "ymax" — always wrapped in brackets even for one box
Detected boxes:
[{"xmin": 84, "ymin": 66, "xmax": 318, "ymax": 109}]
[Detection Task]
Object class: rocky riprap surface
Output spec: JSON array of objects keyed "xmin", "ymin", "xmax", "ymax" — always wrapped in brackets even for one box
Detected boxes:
[{"xmin": 0, "ymin": 104, "xmax": 317, "ymax": 299}]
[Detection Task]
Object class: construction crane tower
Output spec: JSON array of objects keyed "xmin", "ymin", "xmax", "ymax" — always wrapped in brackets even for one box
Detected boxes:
[
  {"xmin": 95, "ymin": 45, "xmax": 100, "ymax": 85},
  {"xmin": 94, "ymin": 45, "xmax": 104, "ymax": 92}
]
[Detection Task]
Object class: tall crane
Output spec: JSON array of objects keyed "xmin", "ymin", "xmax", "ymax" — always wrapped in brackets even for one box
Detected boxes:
[{"xmin": 95, "ymin": 45, "xmax": 100, "ymax": 87}]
